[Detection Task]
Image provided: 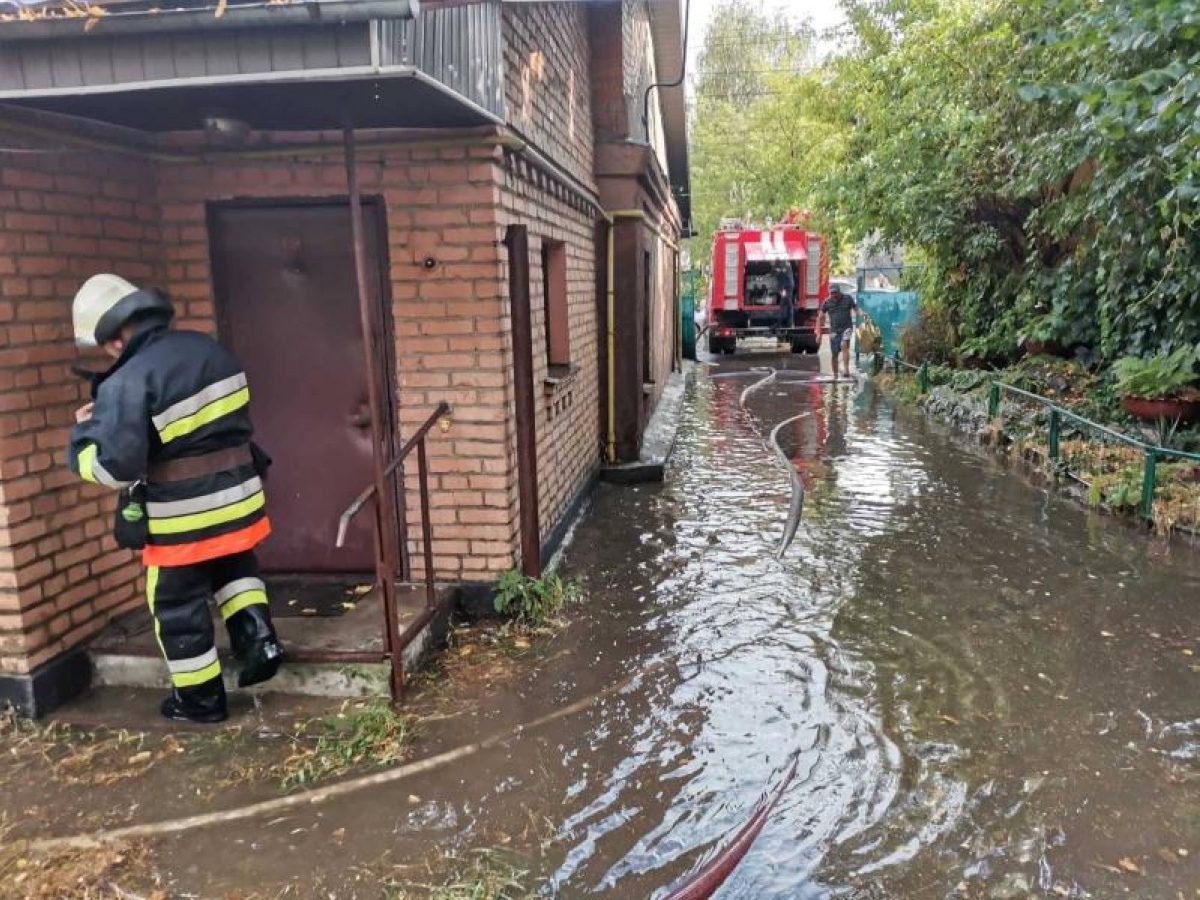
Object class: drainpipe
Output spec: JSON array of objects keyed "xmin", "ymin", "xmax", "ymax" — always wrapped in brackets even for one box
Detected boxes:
[
  {"xmin": 605, "ymin": 220, "xmax": 617, "ymax": 464},
  {"xmin": 604, "ymin": 209, "xmax": 649, "ymax": 465},
  {"xmin": 342, "ymin": 123, "xmax": 403, "ymax": 702},
  {"xmin": 640, "ymin": 0, "xmax": 691, "ymax": 140}
]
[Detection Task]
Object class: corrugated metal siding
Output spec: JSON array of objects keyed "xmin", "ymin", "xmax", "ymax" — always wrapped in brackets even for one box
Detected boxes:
[
  {"xmin": 0, "ymin": 9, "xmax": 503, "ymax": 118},
  {"xmin": 0, "ymin": 26, "xmax": 374, "ymax": 92},
  {"xmin": 373, "ymin": 0, "xmax": 504, "ymax": 117}
]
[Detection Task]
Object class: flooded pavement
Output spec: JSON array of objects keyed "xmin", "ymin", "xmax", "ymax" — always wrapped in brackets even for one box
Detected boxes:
[
  {"xmin": 11, "ymin": 353, "xmax": 1200, "ymax": 898},
  {"xmin": 534, "ymin": 353, "xmax": 1200, "ymax": 897}
]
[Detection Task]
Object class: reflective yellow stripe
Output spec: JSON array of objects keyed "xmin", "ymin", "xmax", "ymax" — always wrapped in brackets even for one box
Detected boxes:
[
  {"xmin": 148, "ymin": 491, "xmax": 265, "ymax": 536},
  {"xmin": 172, "ymin": 658, "xmax": 223, "ymax": 688},
  {"xmin": 148, "ymin": 567, "xmax": 222, "ymax": 688},
  {"xmin": 220, "ymin": 590, "xmax": 269, "ymax": 621},
  {"xmin": 157, "ymin": 387, "xmax": 250, "ymax": 444},
  {"xmin": 78, "ymin": 444, "xmax": 99, "ymax": 484},
  {"xmin": 146, "ymin": 566, "xmax": 166, "ymax": 660}
]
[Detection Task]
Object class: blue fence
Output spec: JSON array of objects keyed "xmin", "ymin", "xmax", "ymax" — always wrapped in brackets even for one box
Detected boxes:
[{"xmin": 856, "ymin": 290, "xmax": 919, "ymax": 356}]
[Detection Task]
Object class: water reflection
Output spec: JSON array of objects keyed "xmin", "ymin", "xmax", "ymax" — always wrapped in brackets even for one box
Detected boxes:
[{"xmin": 550, "ymin": 355, "xmax": 1200, "ymax": 898}]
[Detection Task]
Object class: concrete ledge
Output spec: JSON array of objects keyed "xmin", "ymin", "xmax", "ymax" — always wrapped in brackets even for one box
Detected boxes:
[
  {"xmin": 88, "ymin": 585, "xmax": 456, "ymax": 701},
  {"xmin": 91, "ymin": 652, "xmax": 391, "ymax": 698},
  {"xmin": 0, "ymin": 648, "xmax": 91, "ymax": 718},
  {"xmin": 602, "ymin": 363, "xmax": 692, "ymax": 485}
]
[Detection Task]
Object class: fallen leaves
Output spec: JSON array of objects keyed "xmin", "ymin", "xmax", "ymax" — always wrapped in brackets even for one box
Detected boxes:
[
  {"xmin": 1117, "ymin": 857, "xmax": 1144, "ymax": 875},
  {"xmin": 0, "ymin": 838, "xmax": 163, "ymax": 900}
]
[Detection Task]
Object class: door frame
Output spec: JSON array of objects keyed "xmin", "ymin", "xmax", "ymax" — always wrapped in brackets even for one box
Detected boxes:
[{"xmin": 205, "ymin": 196, "xmax": 407, "ymax": 578}]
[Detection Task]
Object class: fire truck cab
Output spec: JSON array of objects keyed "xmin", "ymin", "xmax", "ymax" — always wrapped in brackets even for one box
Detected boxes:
[{"xmin": 706, "ymin": 217, "xmax": 829, "ymax": 355}]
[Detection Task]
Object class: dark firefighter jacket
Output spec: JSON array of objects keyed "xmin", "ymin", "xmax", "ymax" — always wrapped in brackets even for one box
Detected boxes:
[{"xmin": 67, "ymin": 322, "xmax": 271, "ymax": 568}]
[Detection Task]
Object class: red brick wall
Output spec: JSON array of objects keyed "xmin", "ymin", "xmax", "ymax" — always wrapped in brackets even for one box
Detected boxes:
[
  {"xmin": 588, "ymin": 3, "xmax": 628, "ymax": 142},
  {"xmin": 0, "ymin": 125, "xmax": 609, "ymax": 683},
  {"xmin": 503, "ymin": 2, "xmax": 597, "ymax": 192},
  {"xmin": 149, "ymin": 142, "xmax": 519, "ymax": 582},
  {"xmin": 646, "ymin": 219, "xmax": 679, "ymax": 400},
  {"xmin": 0, "ymin": 138, "xmax": 159, "ymax": 675},
  {"xmin": 499, "ymin": 164, "xmax": 600, "ymax": 552}
]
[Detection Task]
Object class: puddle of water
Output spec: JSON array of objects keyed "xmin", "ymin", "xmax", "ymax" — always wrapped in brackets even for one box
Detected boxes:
[
  {"xmin": 60, "ymin": 353, "xmax": 1198, "ymax": 898},
  {"xmin": 540, "ymin": 355, "xmax": 1200, "ymax": 897}
]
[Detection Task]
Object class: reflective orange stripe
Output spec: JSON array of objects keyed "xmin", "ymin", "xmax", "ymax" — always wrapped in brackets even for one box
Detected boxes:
[{"xmin": 141, "ymin": 518, "xmax": 271, "ymax": 568}]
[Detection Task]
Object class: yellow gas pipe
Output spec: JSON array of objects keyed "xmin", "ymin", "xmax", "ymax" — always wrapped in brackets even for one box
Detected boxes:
[{"xmin": 603, "ymin": 209, "xmax": 657, "ymax": 465}]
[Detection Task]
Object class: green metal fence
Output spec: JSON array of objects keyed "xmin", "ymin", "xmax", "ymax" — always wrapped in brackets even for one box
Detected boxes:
[
  {"xmin": 681, "ymin": 269, "xmax": 698, "ymax": 361},
  {"xmin": 890, "ymin": 351, "xmax": 1200, "ymax": 523}
]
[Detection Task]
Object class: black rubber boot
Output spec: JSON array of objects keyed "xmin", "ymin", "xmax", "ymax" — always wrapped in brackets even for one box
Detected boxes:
[
  {"xmin": 227, "ymin": 605, "xmax": 285, "ymax": 688},
  {"xmin": 160, "ymin": 687, "xmax": 228, "ymax": 724},
  {"xmin": 237, "ymin": 636, "xmax": 285, "ymax": 688}
]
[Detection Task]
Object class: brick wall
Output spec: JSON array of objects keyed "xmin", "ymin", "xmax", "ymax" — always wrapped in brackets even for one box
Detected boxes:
[
  {"xmin": 503, "ymin": 2, "xmax": 596, "ymax": 192},
  {"xmin": 0, "ymin": 124, "xmax": 607, "ymax": 686},
  {"xmin": 0, "ymin": 136, "xmax": 159, "ymax": 676},
  {"xmin": 588, "ymin": 2, "xmax": 627, "ymax": 142},
  {"xmin": 647, "ymin": 221, "xmax": 678, "ymax": 398},
  {"xmin": 499, "ymin": 163, "xmax": 600, "ymax": 550},
  {"xmin": 149, "ymin": 142, "xmax": 520, "ymax": 582}
]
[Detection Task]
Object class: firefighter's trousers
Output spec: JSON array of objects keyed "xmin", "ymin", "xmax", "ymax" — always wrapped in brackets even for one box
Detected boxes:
[{"xmin": 146, "ymin": 550, "xmax": 275, "ymax": 704}]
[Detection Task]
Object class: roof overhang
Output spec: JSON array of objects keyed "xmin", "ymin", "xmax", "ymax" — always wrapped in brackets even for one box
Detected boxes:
[
  {"xmin": 0, "ymin": 68, "xmax": 499, "ymax": 132},
  {"xmin": 0, "ymin": 0, "xmax": 505, "ymax": 133},
  {"xmin": 0, "ymin": 0, "xmax": 418, "ymax": 39},
  {"xmin": 645, "ymin": 0, "xmax": 691, "ymax": 236}
]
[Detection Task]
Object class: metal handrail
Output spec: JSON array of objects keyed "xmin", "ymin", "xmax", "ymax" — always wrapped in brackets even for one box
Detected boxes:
[
  {"xmin": 335, "ymin": 401, "xmax": 452, "ymax": 701},
  {"xmin": 336, "ymin": 401, "xmax": 452, "ymax": 547},
  {"xmin": 890, "ymin": 351, "xmax": 1200, "ymax": 522}
]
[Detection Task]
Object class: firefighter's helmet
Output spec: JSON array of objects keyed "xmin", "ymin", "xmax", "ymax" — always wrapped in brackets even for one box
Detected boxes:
[{"xmin": 72, "ymin": 274, "xmax": 173, "ymax": 347}]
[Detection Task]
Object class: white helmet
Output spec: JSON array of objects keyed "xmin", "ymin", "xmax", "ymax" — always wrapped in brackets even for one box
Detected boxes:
[{"xmin": 72, "ymin": 274, "xmax": 173, "ymax": 347}]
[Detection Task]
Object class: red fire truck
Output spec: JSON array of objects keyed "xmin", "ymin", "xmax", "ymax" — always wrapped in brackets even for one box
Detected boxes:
[{"xmin": 705, "ymin": 216, "xmax": 829, "ymax": 355}]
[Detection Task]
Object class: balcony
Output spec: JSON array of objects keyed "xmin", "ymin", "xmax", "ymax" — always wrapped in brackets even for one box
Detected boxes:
[{"xmin": 0, "ymin": 0, "xmax": 505, "ymax": 132}]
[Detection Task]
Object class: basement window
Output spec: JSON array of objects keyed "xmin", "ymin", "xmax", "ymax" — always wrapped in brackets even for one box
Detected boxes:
[{"xmin": 542, "ymin": 239, "xmax": 570, "ymax": 376}]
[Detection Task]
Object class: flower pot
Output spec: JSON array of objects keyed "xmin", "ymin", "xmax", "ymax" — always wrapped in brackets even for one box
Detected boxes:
[{"xmin": 1122, "ymin": 395, "xmax": 1200, "ymax": 425}]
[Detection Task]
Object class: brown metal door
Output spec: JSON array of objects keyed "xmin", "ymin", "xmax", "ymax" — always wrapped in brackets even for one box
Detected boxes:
[{"xmin": 209, "ymin": 203, "xmax": 389, "ymax": 573}]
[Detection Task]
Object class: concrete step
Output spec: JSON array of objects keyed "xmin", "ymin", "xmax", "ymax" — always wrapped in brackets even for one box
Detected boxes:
[{"xmin": 89, "ymin": 583, "xmax": 455, "ymax": 699}]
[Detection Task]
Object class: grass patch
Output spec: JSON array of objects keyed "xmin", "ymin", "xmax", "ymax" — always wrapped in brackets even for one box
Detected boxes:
[
  {"xmin": 0, "ymin": 825, "xmax": 163, "ymax": 900},
  {"xmin": 273, "ymin": 700, "xmax": 413, "ymax": 791},
  {"xmin": 382, "ymin": 849, "xmax": 539, "ymax": 900},
  {"xmin": 0, "ymin": 712, "xmax": 181, "ymax": 789}
]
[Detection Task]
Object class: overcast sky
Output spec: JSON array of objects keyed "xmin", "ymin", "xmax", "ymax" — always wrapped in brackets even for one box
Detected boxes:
[{"xmin": 684, "ymin": 0, "xmax": 848, "ymax": 82}]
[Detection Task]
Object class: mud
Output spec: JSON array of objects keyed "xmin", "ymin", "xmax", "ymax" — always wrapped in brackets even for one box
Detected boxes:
[{"xmin": 5, "ymin": 353, "xmax": 1200, "ymax": 898}]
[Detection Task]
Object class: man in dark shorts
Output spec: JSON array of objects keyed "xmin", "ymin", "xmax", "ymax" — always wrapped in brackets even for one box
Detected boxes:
[{"xmin": 819, "ymin": 286, "xmax": 860, "ymax": 379}]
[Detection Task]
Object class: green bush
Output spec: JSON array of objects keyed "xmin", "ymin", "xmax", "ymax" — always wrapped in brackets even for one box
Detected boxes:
[
  {"xmin": 898, "ymin": 303, "xmax": 958, "ymax": 365},
  {"xmin": 493, "ymin": 570, "xmax": 578, "ymax": 628},
  {"xmin": 1113, "ymin": 347, "xmax": 1200, "ymax": 399}
]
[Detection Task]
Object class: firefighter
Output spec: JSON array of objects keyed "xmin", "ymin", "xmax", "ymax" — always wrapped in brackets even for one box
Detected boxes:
[
  {"xmin": 67, "ymin": 274, "xmax": 284, "ymax": 723},
  {"xmin": 775, "ymin": 262, "xmax": 796, "ymax": 330}
]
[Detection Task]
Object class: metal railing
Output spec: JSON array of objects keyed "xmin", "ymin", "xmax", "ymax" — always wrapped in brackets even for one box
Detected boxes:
[
  {"xmin": 890, "ymin": 351, "xmax": 1200, "ymax": 523},
  {"xmin": 891, "ymin": 351, "xmax": 932, "ymax": 393},
  {"xmin": 336, "ymin": 401, "xmax": 452, "ymax": 701}
]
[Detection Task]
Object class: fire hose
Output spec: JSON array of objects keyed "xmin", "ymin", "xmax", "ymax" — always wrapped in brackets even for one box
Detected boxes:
[
  {"xmin": 660, "ymin": 756, "xmax": 800, "ymax": 900},
  {"xmin": 733, "ymin": 367, "xmax": 810, "ymax": 558}
]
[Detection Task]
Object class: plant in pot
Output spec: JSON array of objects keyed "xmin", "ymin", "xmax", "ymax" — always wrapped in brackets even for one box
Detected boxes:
[{"xmin": 1113, "ymin": 346, "xmax": 1200, "ymax": 426}]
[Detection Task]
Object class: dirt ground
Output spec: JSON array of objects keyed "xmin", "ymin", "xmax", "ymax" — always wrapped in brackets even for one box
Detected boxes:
[{"xmin": 0, "ymin": 621, "xmax": 561, "ymax": 900}]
